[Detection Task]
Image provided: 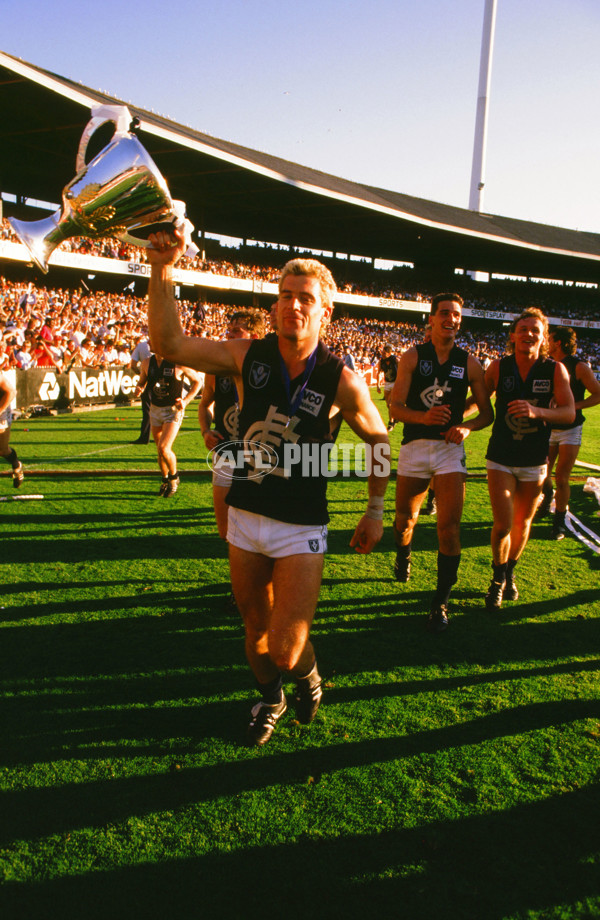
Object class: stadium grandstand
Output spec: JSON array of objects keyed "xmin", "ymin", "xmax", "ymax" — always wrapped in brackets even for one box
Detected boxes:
[{"xmin": 1, "ymin": 48, "xmax": 599, "ymax": 411}]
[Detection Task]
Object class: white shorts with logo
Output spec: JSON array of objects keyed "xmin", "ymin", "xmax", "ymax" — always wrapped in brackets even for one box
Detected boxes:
[
  {"xmin": 486, "ymin": 460, "xmax": 547, "ymax": 482},
  {"xmin": 549, "ymin": 424, "xmax": 583, "ymax": 447},
  {"xmin": 384, "ymin": 382, "xmax": 394, "ymax": 395},
  {"xmin": 397, "ymin": 438, "xmax": 467, "ymax": 479},
  {"xmin": 150, "ymin": 404, "xmax": 183, "ymax": 428},
  {"xmin": 0, "ymin": 407, "xmax": 12, "ymax": 431},
  {"xmin": 227, "ymin": 506, "xmax": 328, "ymax": 558}
]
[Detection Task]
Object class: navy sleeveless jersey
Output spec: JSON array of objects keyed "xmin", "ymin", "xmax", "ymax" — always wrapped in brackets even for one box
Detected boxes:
[
  {"xmin": 402, "ymin": 342, "xmax": 470, "ymax": 445},
  {"xmin": 486, "ymin": 355, "xmax": 556, "ymax": 466},
  {"xmin": 380, "ymin": 354, "xmax": 397, "ymax": 383},
  {"xmin": 226, "ymin": 333, "xmax": 344, "ymax": 525},
  {"xmin": 147, "ymin": 356, "xmax": 183, "ymax": 407}
]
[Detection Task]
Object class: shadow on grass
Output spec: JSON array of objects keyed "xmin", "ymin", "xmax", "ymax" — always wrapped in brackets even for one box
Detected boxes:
[
  {"xmin": 1, "ymin": 772, "xmax": 599, "ymax": 920},
  {"xmin": 0, "ymin": 581, "xmax": 231, "ymax": 622},
  {"xmin": 2, "ymin": 588, "xmax": 598, "ymax": 771},
  {"xmin": 2, "ymin": 697, "xmax": 599, "ymax": 850},
  {"xmin": 327, "ymin": 657, "xmax": 600, "ymax": 704},
  {"xmin": 0, "ymin": 577, "xmax": 213, "ymax": 596},
  {"xmin": 310, "ymin": 584, "xmax": 600, "ymax": 673},
  {"xmin": 0, "ymin": 527, "xmax": 219, "ymax": 564}
]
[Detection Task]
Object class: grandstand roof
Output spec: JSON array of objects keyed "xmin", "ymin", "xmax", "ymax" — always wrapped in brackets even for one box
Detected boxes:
[{"xmin": 2, "ymin": 48, "xmax": 600, "ymax": 282}]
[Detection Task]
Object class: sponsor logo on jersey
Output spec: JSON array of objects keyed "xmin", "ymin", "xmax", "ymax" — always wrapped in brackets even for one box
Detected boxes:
[
  {"xmin": 449, "ymin": 365, "xmax": 465, "ymax": 379},
  {"xmin": 163, "ymin": 366, "xmax": 174, "ymax": 377},
  {"xmin": 250, "ymin": 361, "xmax": 270, "ymax": 388},
  {"xmin": 532, "ymin": 379, "xmax": 551, "ymax": 393},
  {"xmin": 420, "ymin": 360, "xmax": 433, "ymax": 376},
  {"xmin": 299, "ymin": 388, "xmax": 325, "ymax": 417}
]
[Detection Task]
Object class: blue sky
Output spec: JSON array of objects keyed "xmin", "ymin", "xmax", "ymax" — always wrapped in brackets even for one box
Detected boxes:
[{"xmin": 2, "ymin": 0, "xmax": 600, "ymax": 232}]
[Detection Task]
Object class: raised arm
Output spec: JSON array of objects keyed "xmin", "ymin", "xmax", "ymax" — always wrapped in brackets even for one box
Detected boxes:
[{"xmin": 147, "ymin": 229, "xmax": 247, "ymax": 377}]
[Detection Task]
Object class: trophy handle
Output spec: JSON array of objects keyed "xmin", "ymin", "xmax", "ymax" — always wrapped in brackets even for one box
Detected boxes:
[
  {"xmin": 118, "ymin": 231, "xmax": 155, "ymax": 249},
  {"xmin": 118, "ymin": 201, "xmax": 199, "ymax": 257},
  {"xmin": 76, "ymin": 104, "xmax": 133, "ymax": 173}
]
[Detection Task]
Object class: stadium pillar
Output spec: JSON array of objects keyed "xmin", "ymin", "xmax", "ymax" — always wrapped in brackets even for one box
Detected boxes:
[{"xmin": 469, "ymin": 0, "xmax": 497, "ymax": 214}]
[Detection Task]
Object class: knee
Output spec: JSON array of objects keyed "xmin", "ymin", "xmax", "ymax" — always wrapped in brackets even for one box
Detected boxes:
[
  {"xmin": 394, "ymin": 512, "xmax": 417, "ymax": 539},
  {"xmin": 244, "ymin": 622, "xmax": 269, "ymax": 654},
  {"xmin": 437, "ymin": 521, "xmax": 459, "ymax": 549},
  {"xmin": 268, "ymin": 632, "xmax": 306, "ymax": 673},
  {"xmin": 492, "ymin": 520, "xmax": 511, "ymax": 540},
  {"xmin": 157, "ymin": 443, "xmax": 170, "ymax": 462},
  {"xmin": 271, "ymin": 648, "xmax": 300, "ymax": 673}
]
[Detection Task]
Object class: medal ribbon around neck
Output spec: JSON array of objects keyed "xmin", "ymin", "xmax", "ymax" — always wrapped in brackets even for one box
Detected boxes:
[{"xmin": 279, "ymin": 346, "xmax": 319, "ymax": 429}]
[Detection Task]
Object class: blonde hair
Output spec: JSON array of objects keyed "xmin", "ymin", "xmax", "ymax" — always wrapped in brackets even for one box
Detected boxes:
[
  {"xmin": 279, "ymin": 259, "xmax": 337, "ymax": 313},
  {"xmin": 506, "ymin": 307, "xmax": 549, "ymax": 356}
]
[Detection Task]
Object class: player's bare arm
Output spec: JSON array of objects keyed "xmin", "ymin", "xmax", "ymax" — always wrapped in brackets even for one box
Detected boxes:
[
  {"xmin": 484, "ymin": 360, "xmax": 500, "ymax": 397},
  {"xmin": 389, "ymin": 347, "xmax": 450, "ymax": 428},
  {"xmin": 132, "ymin": 357, "xmax": 149, "ymax": 399},
  {"xmin": 174, "ymin": 367, "xmax": 203, "ymax": 411},
  {"xmin": 507, "ymin": 362, "xmax": 575, "ymax": 424},
  {"xmin": 445, "ymin": 356, "xmax": 494, "ymax": 444},
  {"xmin": 147, "ymin": 229, "xmax": 249, "ymax": 377},
  {"xmin": 198, "ymin": 375, "xmax": 224, "ymax": 450},
  {"xmin": 576, "ymin": 362, "xmax": 600, "ymax": 409},
  {"xmin": 0, "ymin": 372, "xmax": 15, "ymax": 413},
  {"xmin": 334, "ymin": 367, "xmax": 390, "ymax": 554}
]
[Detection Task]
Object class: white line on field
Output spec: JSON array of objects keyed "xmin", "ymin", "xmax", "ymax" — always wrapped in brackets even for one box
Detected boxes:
[{"xmin": 24, "ymin": 430, "xmax": 196, "ymax": 467}]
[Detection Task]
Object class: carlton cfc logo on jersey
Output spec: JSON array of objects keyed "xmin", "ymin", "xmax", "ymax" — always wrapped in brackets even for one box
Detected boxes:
[
  {"xmin": 420, "ymin": 360, "xmax": 432, "ymax": 376},
  {"xmin": 250, "ymin": 362, "xmax": 270, "ymax": 388}
]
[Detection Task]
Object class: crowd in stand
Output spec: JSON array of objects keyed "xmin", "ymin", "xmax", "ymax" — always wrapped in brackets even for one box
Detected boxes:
[
  {"xmin": 2, "ymin": 217, "xmax": 600, "ymax": 321},
  {"xmin": 1, "ymin": 273, "xmax": 599, "ymax": 381},
  {"xmin": 1, "ymin": 220, "xmax": 600, "ymax": 379}
]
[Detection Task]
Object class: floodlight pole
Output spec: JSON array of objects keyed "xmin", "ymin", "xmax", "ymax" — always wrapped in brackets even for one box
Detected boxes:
[{"xmin": 469, "ymin": 0, "xmax": 497, "ymax": 213}]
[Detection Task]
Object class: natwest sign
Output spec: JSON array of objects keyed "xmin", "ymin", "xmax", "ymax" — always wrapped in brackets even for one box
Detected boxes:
[
  {"xmin": 68, "ymin": 368, "xmax": 139, "ymax": 400},
  {"xmin": 16, "ymin": 367, "xmax": 140, "ymax": 410}
]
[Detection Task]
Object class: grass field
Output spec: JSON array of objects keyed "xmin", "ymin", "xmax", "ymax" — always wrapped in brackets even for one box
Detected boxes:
[{"xmin": 1, "ymin": 398, "xmax": 599, "ymax": 920}]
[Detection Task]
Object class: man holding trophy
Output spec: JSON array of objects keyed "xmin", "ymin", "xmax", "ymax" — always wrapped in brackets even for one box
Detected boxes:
[
  {"xmin": 146, "ymin": 228, "xmax": 390, "ymax": 746},
  {"xmin": 9, "ymin": 103, "xmax": 391, "ymax": 746}
]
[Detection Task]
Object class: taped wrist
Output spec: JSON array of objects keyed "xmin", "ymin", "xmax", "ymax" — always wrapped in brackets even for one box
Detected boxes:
[{"xmin": 365, "ymin": 495, "xmax": 384, "ymax": 521}]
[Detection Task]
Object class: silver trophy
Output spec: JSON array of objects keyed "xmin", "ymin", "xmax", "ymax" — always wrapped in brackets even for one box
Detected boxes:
[{"xmin": 9, "ymin": 104, "xmax": 197, "ymax": 273}]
